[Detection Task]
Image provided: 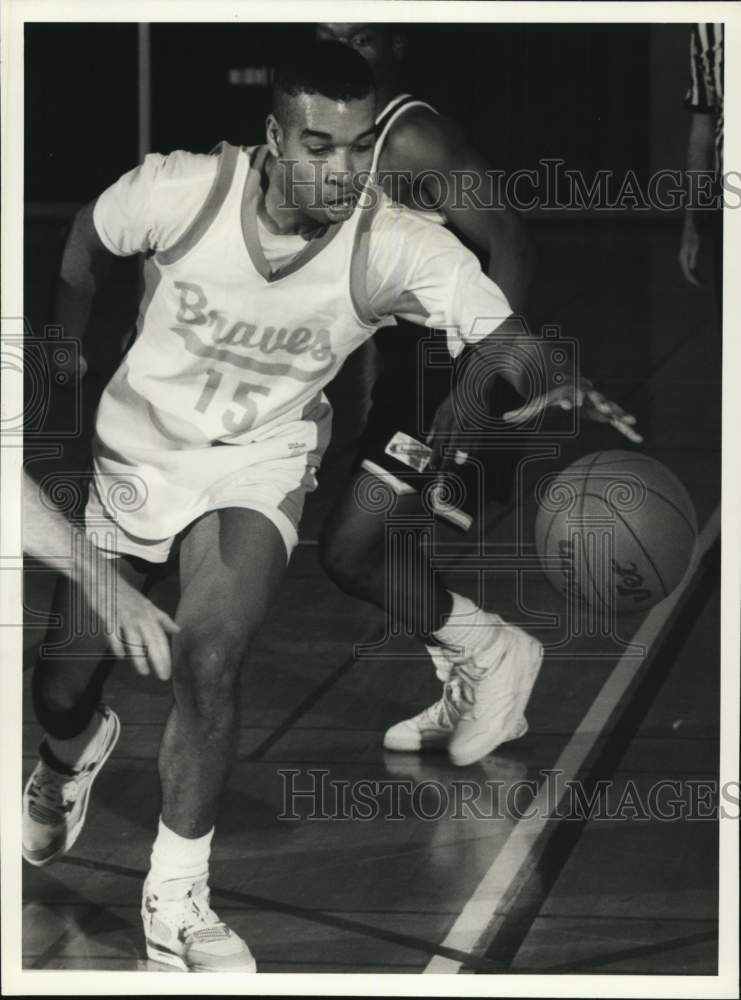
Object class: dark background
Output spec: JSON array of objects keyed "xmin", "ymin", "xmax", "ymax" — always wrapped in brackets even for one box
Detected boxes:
[{"xmin": 25, "ymin": 22, "xmax": 690, "ymax": 203}]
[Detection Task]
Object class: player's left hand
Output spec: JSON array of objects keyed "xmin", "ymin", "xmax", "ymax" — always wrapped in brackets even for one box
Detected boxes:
[
  {"xmin": 502, "ymin": 377, "xmax": 643, "ymax": 444},
  {"xmin": 105, "ymin": 579, "xmax": 181, "ymax": 682}
]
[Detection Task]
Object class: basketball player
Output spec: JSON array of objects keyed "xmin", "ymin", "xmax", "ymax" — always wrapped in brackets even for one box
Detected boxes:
[
  {"xmin": 23, "ymin": 41, "xmax": 635, "ymax": 972},
  {"xmin": 314, "ymin": 24, "xmax": 640, "ymax": 757}
]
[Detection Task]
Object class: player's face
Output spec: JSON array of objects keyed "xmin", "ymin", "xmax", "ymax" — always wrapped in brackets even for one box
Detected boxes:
[
  {"xmin": 316, "ymin": 23, "xmax": 398, "ymax": 79},
  {"xmin": 274, "ymin": 91, "xmax": 376, "ymax": 224}
]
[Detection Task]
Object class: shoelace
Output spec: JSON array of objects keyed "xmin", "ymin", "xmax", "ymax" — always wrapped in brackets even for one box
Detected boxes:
[
  {"xmin": 446, "ymin": 637, "xmax": 511, "ymax": 720},
  {"xmin": 152, "ymin": 883, "xmax": 229, "ymax": 944},
  {"xmin": 28, "ymin": 766, "xmax": 81, "ymax": 820},
  {"xmin": 450, "ymin": 661, "xmax": 488, "ymax": 720},
  {"xmin": 420, "ymin": 677, "xmax": 464, "ymax": 729},
  {"xmin": 182, "ymin": 890, "xmax": 228, "ymax": 943}
]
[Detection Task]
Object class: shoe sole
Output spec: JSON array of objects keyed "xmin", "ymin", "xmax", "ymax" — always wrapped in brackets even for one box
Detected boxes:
[
  {"xmin": 448, "ymin": 639, "xmax": 543, "ymax": 767},
  {"xmin": 22, "ymin": 709, "xmax": 121, "ymax": 867},
  {"xmin": 146, "ymin": 941, "xmax": 257, "ymax": 973},
  {"xmin": 385, "ymin": 719, "xmax": 528, "ymax": 762},
  {"xmin": 383, "ymin": 730, "xmax": 452, "ymax": 753},
  {"xmin": 146, "ymin": 942, "xmax": 188, "ymax": 972}
]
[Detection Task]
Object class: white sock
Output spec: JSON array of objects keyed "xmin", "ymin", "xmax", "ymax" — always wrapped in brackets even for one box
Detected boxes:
[
  {"xmin": 433, "ymin": 592, "xmax": 505, "ymax": 656},
  {"xmin": 148, "ymin": 818, "xmax": 214, "ymax": 888},
  {"xmin": 47, "ymin": 712, "xmax": 104, "ymax": 771}
]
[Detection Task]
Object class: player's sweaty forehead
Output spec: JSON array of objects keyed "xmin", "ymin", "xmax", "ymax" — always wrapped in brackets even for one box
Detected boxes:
[{"xmin": 278, "ymin": 91, "xmax": 376, "ymax": 147}]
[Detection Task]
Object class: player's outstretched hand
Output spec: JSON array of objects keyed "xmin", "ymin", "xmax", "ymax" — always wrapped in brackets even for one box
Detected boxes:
[
  {"xmin": 84, "ymin": 567, "xmax": 180, "ymax": 681},
  {"xmin": 502, "ymin": 377, "xmax": 643, "ymax": 444}
]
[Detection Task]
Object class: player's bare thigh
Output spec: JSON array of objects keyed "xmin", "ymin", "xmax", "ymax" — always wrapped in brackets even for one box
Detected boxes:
[{"xmin": 175, "ymin": 507, "xmax": 287, "ymax": 652}]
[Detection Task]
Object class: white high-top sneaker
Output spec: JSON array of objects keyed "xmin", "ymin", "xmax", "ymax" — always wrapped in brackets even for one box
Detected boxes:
[
  {"xmin": 383, "ymin": 642, "xmax": 460, "ymax": 752},
  {"xmin": 22, "ymin": 705, "xmax": 120, "ymax": 866},
  {"xmin": 383, "ymin": 676, "xmax": 464, "ymax": 752},
  {"xmin": 142, "ymin": 874, "xmax": 257, "ymax": 973},
  {"xmin": 446, "ymin": 615, "xmax": 542, "ymax": 767}
]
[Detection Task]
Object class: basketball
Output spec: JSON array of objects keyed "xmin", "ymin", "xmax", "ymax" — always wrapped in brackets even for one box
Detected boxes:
[{"xmin": 535, "ymin": 451, "xmax": 698, "ymax": 615}]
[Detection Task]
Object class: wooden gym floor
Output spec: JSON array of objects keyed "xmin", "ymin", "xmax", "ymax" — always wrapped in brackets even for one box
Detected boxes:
[{"xmin": 20, "ymin": 216, "xmax": 723, "ymax": 976}]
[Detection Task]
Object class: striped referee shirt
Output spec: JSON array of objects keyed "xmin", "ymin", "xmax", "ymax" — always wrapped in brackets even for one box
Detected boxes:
[{"xmin": 684, "ymin": 23, "xmax": 724, "ymax": 177}]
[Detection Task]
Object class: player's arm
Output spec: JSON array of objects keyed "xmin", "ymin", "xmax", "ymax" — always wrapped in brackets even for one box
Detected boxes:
[
  {"xmin": 444, "ymin": 255, "xmax": 641, "ymax": 441},
  {"xmin": 383, "ymin": 110, "xmax": 534, "ymax": 313},
  {"xmin": 474, "ymin": 323, "xmax": 641, "ymax": 443},
  {"xmin": 53, "ymin": 151, "xmax": 201, "ymax": 380},
  {"xmin": 373, "ymin": 218, "xmax": 640, "ymax": 446},
  {"xmin": 52, "ymin": 200, "xmax": 116, "ymax": 381},
  {"xmin": 678, "ymin": 111, "xmax": 715, "ymax": 286},
  {"xmin": 678, "ymin": 25, "xmax": 721, "ymax": 287},
  {"xmin": 23, "ymin": 471, "xmax": 179, "ymax": 679}
]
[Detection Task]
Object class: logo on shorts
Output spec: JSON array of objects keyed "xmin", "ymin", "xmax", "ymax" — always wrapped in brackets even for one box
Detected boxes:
[{"xmin": 385, "ymin": 431, "xmax": 433, "ymax": 473}]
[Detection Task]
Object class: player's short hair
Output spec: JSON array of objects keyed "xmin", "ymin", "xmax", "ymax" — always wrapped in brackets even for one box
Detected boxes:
[{"xmin": 273, "ymin": 40, "xmax": 374, "ymax": 121}]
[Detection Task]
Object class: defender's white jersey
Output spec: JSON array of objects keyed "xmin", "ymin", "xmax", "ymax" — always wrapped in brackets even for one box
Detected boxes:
[{"xmin": 92, "ymin": 142, "xmax": 511, "ymax": 540}]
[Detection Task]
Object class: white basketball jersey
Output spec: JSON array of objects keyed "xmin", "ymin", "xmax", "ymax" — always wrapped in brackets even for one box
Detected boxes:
[{"xmin": 93, "ymin": 143, "xmax": 382, "ymax": 539}]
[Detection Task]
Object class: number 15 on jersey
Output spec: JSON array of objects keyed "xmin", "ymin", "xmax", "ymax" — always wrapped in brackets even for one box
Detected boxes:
[{"xmin": 194, "ymin": 368, "xmax": 271, "ymax": 436}]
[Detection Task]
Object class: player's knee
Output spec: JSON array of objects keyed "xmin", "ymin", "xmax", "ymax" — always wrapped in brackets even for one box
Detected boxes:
[{"xmin": 172, "ymin": 638, "xmax": 241, "ymax": 723}]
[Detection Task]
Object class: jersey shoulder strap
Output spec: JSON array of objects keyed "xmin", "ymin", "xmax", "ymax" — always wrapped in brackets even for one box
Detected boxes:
[
  {"xmin": 156, "ymin": 141, "xmax": 241, "ymax": 265},
  {"xmin": 348, "ymin": 188, "xmax": 387, "ymax": 326},
  {"xmin": 371, "ymin": 95, "xmax": 438, "ymax": 174}
]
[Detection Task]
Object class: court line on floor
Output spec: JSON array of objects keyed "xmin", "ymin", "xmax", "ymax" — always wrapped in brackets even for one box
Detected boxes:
[
  {"xmin": 52, "ymin": 855, "xmax": 503, "ymax": 972},
  {"xmin": 480, "ymin": 541, "xmax": 720, "ymax": 971},
  {"xmin": 423, "ymin": 504, "xmax": 720, "ymax": 974}
]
